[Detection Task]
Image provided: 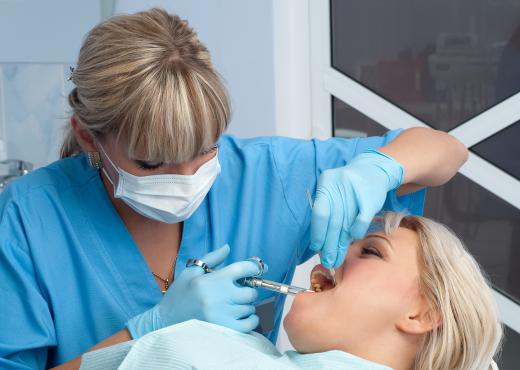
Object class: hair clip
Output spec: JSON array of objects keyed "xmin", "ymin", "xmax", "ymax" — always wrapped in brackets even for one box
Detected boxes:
[{"xmin": 67, "ymin": 66, "xmax": 75, "ymax": 82}]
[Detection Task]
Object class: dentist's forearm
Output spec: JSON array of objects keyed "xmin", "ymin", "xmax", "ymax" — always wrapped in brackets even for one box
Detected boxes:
[
  {"xmin": 379, "ymin": 127, "xmax": 468, "ymax": 187},
  {"xmin": 50, "ymin": 328, "xmax": 132, "ymax": 370}
]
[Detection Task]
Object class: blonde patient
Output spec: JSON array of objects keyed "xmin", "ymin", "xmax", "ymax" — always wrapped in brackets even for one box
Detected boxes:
[
  {"xmin": 285, "ymin": 212, "xmax": 503, "ymax": 369},
  {"xmin": 80, "ymin": 212, "xmax": 502, "ymax": 370}
]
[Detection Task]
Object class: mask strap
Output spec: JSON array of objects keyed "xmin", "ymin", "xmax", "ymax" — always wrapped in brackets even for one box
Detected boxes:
[
  {"xmin": 98, "ymin": 143, "xmax": 118, "ymax": 171},
  {"xmin": 97, "ymin": 143, "xmax": 117, "ymax": 187},
  {"xmin": 102, "ymin": 168, "xmax": 115, "ymax": 186}
]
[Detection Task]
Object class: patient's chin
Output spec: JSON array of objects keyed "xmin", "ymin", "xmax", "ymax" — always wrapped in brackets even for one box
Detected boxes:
[
  {"xmin": 284, "ymin": 296, "xmax": 322, "ymax": 353},
  {"xmin": 284, "ymin": 313, "xmax": 312, "ymax": 353},
  {"xmin": 284, "ymin": 319, "xmax": 323, "ymax": 354},
  {"xmin": 283, "ymin": 304, "xmax": 300, "ymax": 334},
  {"xmin": 284, "ymin": 304, "xmax": 307, "ymax": 341}
]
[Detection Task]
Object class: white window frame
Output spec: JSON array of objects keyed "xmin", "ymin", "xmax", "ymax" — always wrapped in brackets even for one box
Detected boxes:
[{"xmin": 308, "ymin": 0, "xmax": 520, "ymax": 335}]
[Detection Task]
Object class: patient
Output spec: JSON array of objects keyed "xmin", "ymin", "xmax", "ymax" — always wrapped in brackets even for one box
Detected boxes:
[
  {"xmin": 80, "ymin": 213, "xmax": 502, "ymax": 370},
  {"xmin": 285, "ymin": 212, "xmax": 502, "ymax": 369}
]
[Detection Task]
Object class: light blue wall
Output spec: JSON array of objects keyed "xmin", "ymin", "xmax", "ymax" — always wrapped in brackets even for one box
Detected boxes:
[
  {"xmin": 0, "ymin": 64, "xmax": 74, "ymax": 168},
  {"xmin": 0, "ymin": 1, "xmax": 100, "ymax": 63},
  {"xmin": 0, "ymin": 1, "xmax": 276, "ymax": 169},
  {"xmin": 0, "ymin": 1, "xmax": 101, "ymax": 168},
  {"xmin": 115, "ymin": 0, "xmax": 277, "ymax": 139}
]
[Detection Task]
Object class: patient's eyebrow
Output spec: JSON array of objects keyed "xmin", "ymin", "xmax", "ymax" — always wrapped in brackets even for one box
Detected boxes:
[{"xmin": 365, "ymin": 234, "xmax": 394, "ymax": 251}]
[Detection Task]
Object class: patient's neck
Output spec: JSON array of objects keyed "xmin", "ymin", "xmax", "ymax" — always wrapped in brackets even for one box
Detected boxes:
[{"xmin": 341, "ymin": 330, "xmax": 419, "ymax": 370}]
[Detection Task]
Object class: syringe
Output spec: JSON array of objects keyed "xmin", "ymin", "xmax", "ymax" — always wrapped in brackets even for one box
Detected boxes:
[
  {"xmin": 238, "ymin": 277, "xmax": 315, "ymax": 296},
  {"xmin": 186, "ymin": 257, "xmax": 314, "ymax": 296}
]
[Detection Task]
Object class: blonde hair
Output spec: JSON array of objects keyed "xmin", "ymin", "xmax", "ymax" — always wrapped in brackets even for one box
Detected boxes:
[
  {"xmin": 381, "ymin": 213, "xmax": 502, "ymax": 370},
  {"xmin": 61, "ymin": 8, "xmax": 230, "ymax": 163}
]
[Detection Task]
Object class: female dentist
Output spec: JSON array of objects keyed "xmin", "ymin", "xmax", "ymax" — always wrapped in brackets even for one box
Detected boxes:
[{"xmin": 0, "ymin": 8, "xmax": 468, "ymax": 370}]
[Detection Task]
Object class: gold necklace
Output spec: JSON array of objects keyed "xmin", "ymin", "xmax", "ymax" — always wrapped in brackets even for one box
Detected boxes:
[{"xmin": 152, "ymin": 252, "xmax": 179, "ymax": 294}]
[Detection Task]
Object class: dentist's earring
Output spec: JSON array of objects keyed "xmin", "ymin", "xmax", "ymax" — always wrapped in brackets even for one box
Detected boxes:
[{"xmin": 87, "ymin": 151, "xmax": 103, "ymax": 170}]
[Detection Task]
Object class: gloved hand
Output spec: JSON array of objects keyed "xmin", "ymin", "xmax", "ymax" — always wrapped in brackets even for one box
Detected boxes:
[
  {"xmin": 310, "ymin": 150, "xmax": 403, "ymax": 268},
  {"xmin": 126, "ymin": 244, "xmax": 261, "ymax": 339}
]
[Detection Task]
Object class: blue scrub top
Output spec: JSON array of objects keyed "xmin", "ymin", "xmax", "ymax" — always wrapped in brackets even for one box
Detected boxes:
[{"xmin": 0, "ymin": 131, "xmax": 425, "ymax": 369}]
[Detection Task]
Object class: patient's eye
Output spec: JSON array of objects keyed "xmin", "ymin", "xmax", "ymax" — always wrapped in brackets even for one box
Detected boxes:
[{"xmin": 361, "ymin": 245, "xmax": 382, "ymax": 258}]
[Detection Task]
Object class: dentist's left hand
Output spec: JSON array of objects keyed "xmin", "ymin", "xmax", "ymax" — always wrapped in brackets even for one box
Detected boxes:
[
  {"xmin": 126, "ymin": 245, "xmax": 261, "ymax": 338},
  {"xmin": 310, "ymin": 150, "xmax": 404, "ymax": 268}
]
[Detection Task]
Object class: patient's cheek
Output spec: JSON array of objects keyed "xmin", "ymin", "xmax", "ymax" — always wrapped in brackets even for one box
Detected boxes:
[
  {"xmin": 343, "ymin": 257, "xmax": 405, "ymax": 292},
  {"xmin": 338, "ymin": 266, "xmax": 418, "ymax": 331}
]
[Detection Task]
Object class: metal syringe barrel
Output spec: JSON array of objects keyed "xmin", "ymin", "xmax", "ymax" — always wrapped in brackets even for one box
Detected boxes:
[{"xmin": 238, "ymin": 277, "xmax": 314, "ymax": 295}]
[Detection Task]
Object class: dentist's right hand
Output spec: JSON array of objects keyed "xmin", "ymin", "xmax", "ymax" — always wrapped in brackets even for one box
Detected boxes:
[{"xmin": 126, "ymin": 244, "xmax": 260, "ymax": 339}]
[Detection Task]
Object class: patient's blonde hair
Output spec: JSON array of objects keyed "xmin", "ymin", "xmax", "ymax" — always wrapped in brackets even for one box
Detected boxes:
[
  {"xmin": 382, "ymin": 213, "xmax": 502, "ymax": 370},
  {"xmin": 61, "ymin": 7, "xmax": 230, "ymax": 163}
]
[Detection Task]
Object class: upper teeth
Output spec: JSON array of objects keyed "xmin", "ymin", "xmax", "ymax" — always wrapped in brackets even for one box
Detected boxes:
[{"xmin": 311, "ymin": 270, "xmax": 332, "ymax": 292}]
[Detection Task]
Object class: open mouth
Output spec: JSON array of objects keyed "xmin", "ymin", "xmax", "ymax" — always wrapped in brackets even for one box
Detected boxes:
[{"xmin": 310, "ymin": 265, "xmax": 336, "ymax": 293}]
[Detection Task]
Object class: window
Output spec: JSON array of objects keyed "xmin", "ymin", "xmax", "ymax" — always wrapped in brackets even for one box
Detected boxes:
[
  {"xmin": 331, "ymin": 0, "xmax": 520, "ymax": 131},
  {"xmin": 322, "ymin": 1, "xmax": 520, "ymax": 366}
]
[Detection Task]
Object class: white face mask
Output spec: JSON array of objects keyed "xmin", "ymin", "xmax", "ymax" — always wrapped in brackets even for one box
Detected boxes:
[{"xmin": 98, "ymin": 144, "xmax": 221, "ymax": 224}]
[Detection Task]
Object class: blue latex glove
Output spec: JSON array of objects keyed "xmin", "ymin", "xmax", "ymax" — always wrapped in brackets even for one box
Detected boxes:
[
  {"xmin": 126, "ymin": 245, "xmax": 261, "ymax": 338},
  {"xmin": 310, "ymin": 150, "xmax": 403, "ymax": 268}
]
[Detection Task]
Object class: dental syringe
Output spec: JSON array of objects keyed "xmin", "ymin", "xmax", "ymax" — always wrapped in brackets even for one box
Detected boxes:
[
  {"xmin": 186, "ymin": 257, "xmax": 314, "ymax": 296},
  {"xmin": 238, "ymin": 277, "xmax": 314, "ymax": 296}
]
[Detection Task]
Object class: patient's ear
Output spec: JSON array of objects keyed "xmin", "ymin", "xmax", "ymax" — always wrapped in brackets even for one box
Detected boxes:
[{"xmin": 396, "ymin": 299, "xmax": 441, "ymax": 335}]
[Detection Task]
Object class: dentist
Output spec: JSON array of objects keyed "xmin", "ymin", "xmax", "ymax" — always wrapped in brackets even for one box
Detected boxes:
[{"xmin": 0, "ymin": 8, "xmax": 467, "ymax": 370}]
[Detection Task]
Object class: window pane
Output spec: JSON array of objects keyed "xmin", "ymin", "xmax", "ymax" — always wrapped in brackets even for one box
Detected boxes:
[
  {"xmin": 331, "ymin": 0, "xmax": 520, "ymax": 131},
  {"xmin": 471, "ymin": 122, "xmax": 520, "ymax": 180},
  {"xmin": 333, "ymin": 97, "xmax": 387, "ymax": 138}
]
